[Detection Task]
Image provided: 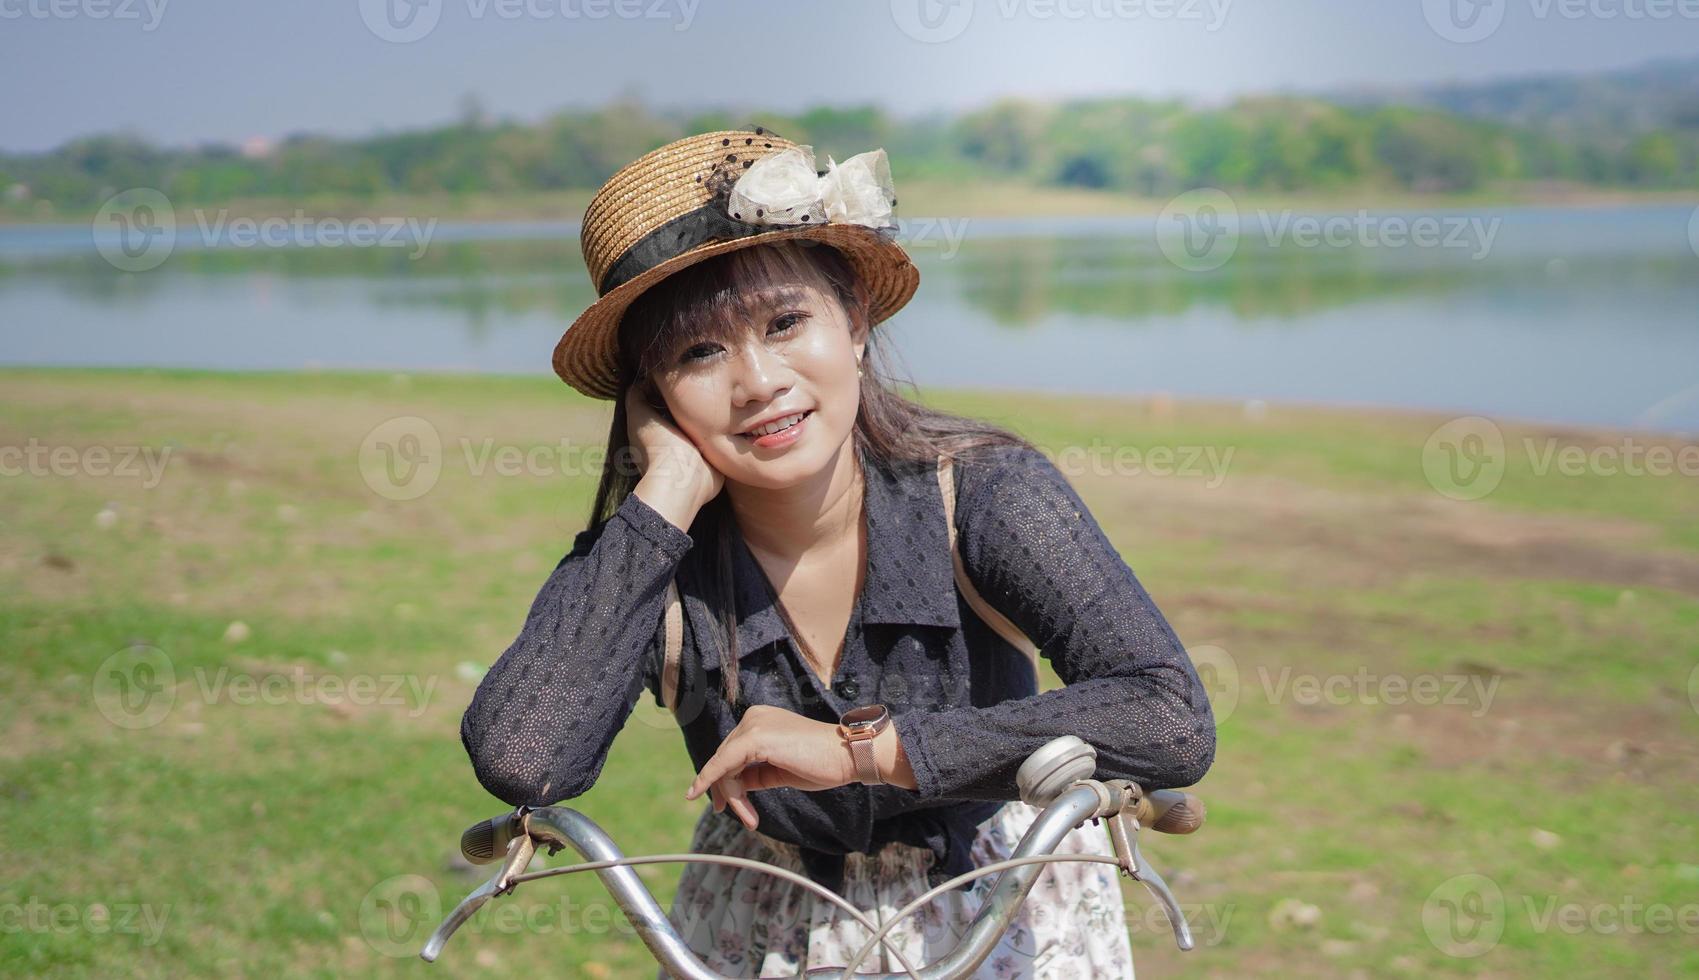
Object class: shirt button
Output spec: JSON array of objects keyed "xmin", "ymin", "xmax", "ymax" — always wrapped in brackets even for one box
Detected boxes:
[{"xmin": 834, "ymin": 679, "xmax": 860, "ymax": 700}]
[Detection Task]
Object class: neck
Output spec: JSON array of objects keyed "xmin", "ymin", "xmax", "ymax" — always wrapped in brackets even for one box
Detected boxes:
[{"xmin": 726, "ymin": 439, "xmax": 865, "ymax": 561}]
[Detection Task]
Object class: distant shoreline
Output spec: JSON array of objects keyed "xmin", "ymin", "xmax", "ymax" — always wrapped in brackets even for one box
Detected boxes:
[
  {"xmin": 2, "ymin": 364, "xmax": 1691, "ymax": 441},
  {"xmin": 4, "ymin": 179, "xmax": 1696, "ymax": 225}
]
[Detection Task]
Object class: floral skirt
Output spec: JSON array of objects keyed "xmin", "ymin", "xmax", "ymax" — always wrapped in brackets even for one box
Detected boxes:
[{"xmin": 662, "ymin": 800, "xmax": 1135, "ymax": 978}]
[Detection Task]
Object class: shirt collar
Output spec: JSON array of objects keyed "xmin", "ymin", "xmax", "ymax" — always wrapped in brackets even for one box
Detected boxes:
[{"xmin": 727, "ymin": 443, "xmax": 961, "ymax": 661}]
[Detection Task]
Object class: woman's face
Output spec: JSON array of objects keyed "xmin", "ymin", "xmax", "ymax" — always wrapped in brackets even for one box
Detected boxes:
[{"xmin": 651, "ymin": 282, "xmax": 865, "ymax": 489}]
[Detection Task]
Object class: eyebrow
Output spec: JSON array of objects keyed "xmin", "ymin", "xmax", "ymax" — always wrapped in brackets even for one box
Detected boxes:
[{"xmin": 741, "ymin": 284, "xmax": 812, "ymax": 315}]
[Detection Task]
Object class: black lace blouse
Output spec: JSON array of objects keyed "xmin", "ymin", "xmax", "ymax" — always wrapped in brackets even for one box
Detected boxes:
[{"xmin": 459, "ymin": 440, "xmax": 1217, "ymax": 896}]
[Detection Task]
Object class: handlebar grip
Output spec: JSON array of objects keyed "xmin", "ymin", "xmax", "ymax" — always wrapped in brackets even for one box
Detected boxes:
[
  {"xmin": 460, "ymin": 812, "xmax": 522, "ymax": 864},
  {"xmin": 1137, "ymin": 790, "xmax": 1206, "ymax": 835}
]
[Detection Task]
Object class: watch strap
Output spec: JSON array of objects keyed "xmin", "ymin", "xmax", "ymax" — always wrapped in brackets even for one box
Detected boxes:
[{"xmin": 848, "ymin": 735, "xmax": 882, "ymax": 785}]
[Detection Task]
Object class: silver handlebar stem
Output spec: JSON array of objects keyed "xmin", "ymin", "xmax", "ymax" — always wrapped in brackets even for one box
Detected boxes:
[
  {"xmin": 833, "ymin": 783, "xmax": 1105, "ymax": 979},
  {"xmin": 524, "ymin": 808, "xmax": 724, "ymax": 980}
]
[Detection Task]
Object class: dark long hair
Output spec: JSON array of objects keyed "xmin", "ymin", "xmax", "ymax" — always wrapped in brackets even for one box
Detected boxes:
[{"xmin": 588, "ymin": 238, "xmax": 1034, "ymax": 707}]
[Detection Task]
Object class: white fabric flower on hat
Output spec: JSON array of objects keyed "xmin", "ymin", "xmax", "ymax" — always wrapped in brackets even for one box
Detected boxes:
[{"xmin": 727, "ymin": 144, "xmax": 896, "ymax": 232}]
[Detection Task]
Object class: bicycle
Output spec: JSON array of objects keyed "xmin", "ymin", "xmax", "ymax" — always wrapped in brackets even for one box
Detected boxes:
[{"xmin": 421, "ymin": 735, "xmax": 1206, "ymax": 978}]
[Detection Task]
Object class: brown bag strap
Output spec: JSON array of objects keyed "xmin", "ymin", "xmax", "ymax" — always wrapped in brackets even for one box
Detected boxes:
[
  {"xmin": 936, "ymin": 454, "xmax": 1041, "ymax": 673},
  {"xmin": 659, "ymin": 454, "xmax": 1041, "ymax": 712},
  {"xmin": 660, "ymin": 579, "xmax": 685, "ymax": 712}
]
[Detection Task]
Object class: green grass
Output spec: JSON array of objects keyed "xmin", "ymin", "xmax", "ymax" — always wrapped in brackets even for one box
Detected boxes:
[{"xmin": 2, "ymin": 367, "xmax": 1696, "ymax": 977}]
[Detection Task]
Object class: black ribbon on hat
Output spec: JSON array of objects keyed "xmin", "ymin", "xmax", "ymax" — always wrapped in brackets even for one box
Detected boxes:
[{"xmin": 597, "ymin": 200, "xmax": 801, "ymax": 296}]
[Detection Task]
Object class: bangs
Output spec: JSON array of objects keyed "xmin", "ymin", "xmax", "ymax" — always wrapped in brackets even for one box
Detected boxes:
[{"xmin": 618, "ymin": 240, "xmax": 859, "ymax": 382}]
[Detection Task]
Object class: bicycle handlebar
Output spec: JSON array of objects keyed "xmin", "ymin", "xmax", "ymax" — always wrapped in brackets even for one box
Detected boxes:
[{"xmin": 422, "ymin": 736, "xmax": 1206, "ymax": 978}]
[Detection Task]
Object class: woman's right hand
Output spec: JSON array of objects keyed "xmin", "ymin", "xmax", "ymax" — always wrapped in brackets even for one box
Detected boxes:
[{"xmin": 626, "ymin": 385, "xmax": 724, "ymax": 525}]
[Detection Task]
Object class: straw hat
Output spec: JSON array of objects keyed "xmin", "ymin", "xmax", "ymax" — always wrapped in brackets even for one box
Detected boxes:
[{"xmin": 553, "ymin": 127, "xmax": 921, "ymax": 400}]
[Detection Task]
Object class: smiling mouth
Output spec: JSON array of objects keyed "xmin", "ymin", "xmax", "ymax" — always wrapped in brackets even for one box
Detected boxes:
[{"xmin": 738, "ymin": 409, "xmax": 813, "ymax": 439}]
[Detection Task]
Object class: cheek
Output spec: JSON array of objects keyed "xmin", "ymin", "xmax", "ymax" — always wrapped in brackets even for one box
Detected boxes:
[{"xmin": 661, "ymin": 383, "xmax": 723, "ymax": 442}]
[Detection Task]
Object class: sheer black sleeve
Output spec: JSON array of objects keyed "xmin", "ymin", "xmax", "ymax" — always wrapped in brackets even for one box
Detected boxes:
[
  {"xmin": 893, "ymin": 444, "xmax": 1216, "ymax": 801},
  {"xmin": 459, "ymin": 491, "xmax": 693, "ymax": 806}
]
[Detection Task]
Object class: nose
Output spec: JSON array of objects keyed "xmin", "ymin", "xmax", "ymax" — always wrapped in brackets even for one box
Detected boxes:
[{"xmin": 728, "ymin": 337, "xmax": 793, "ymax": 408}]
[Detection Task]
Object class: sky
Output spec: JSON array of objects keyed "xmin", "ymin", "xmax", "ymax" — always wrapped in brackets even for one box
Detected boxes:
[{"xmin": 2, "ymin": 0, "xmax": 1696, "ymax": 153}]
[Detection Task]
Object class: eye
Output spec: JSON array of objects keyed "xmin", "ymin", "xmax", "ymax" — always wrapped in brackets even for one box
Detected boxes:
[
  {"xmin": 769, "ymin": 312, "xmax": 807, "ymax": 335},
  {"xmin": 678, "ymin": 313, "xmax": 807, "ymax": 365},
  {"xmin": 680, "ymin": 342, "xmax": 720, "ymax": 363}
]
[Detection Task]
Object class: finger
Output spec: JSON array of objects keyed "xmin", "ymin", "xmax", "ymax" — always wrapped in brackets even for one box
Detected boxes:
[
  {"xmin": 723, "ymin": 776, "xmax": 758, "ymax": 830},
  {"xmin": 686, "ymin": 737, "xmax": 750, "ymax": 800},
  {"xmin": 706, "ymin": 782, "xmax": 725, "ymax": 814},
  {"xmin": 738, "ymin": 762, "xmax": 793, "ymax": 792}
]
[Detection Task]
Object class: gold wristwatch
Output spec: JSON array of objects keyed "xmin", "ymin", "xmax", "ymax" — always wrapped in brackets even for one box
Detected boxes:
[{"xmin": 837, "ymin": 704, "xmax": 891, "ymax": 785}]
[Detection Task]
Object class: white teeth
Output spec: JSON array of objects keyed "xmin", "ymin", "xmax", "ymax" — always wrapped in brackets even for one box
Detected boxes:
[{"xmin": 745, "ymin": 412, "xmax": 807, "ymax": 437}]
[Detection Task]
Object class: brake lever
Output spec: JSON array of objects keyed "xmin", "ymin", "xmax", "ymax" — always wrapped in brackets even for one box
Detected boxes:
[
  {"xmin": 419, "ymin": 832, "xmax": 536, "ymax": 961},
  {"xmin": 1106, "ymin": 805, "xmax": 1195, "ymax": 951}
]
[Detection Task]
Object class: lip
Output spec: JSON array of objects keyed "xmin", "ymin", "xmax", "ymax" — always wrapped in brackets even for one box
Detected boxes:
[
  {"xmin": 738, "ymin": 409, "xmax": 814, "ymax": 448},
  {"xmin": 737, "ymin": 408, "xmax": 813, "ymax": 438}
]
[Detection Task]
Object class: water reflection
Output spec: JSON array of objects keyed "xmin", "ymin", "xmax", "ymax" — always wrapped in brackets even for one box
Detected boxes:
[{"xmin": 1, "ymin": 207, "xmax": 1695, "ymax": 430}]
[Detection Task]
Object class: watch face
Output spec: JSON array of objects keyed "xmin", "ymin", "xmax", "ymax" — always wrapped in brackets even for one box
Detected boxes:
[{"xmin": 841, "ymin": 704, "xmax": 888, "ymax": 728}]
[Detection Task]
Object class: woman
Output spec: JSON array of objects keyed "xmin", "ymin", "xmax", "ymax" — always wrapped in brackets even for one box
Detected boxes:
[{"xmin": 459, "ymin": 128, "xmax": 1216, "ymax": 978}]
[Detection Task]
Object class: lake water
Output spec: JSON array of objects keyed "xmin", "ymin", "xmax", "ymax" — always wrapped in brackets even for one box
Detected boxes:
[{"xmin": 3, "ymin": 204, "xmax": 1697, "ymax": 433}]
